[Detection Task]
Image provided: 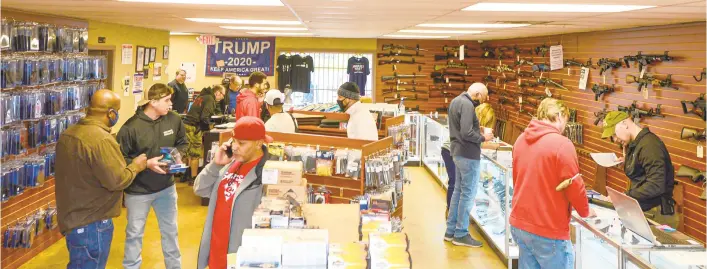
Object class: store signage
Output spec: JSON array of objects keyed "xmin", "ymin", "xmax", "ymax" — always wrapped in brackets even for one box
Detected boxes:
[
  {"xmin": 197, "ymin": 35, "xmax": 218, "ymax": 45},
  {"xmin": 205, "ymin": 36, "xmax": 276, "ymax": 77}
]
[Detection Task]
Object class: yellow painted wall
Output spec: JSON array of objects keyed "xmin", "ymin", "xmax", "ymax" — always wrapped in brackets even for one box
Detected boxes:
[
  {"xmin": 87, "ymin": 20, "xmax": 170, "ymax": 131},
  {"xmin": 168, "ymin": 35, "xmax": 378, "ymax": 92}
]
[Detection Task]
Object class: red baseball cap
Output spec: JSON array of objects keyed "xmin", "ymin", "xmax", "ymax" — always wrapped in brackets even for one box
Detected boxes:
[{"xmin": 231, "ymin": 116, "xmax": 273, "ymax": 143}]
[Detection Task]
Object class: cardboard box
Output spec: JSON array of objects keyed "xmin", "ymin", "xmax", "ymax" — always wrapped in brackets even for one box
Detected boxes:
[
  {"xmin": 362, "ymin": 220, "xmax": 392, "ymax": 234},
  {"xmin": 368, "ymin": 233, "xmax": 409, "ymax": 253},
  {"xmin": 265, "ymin": 178, "xmax": 308, "ymax": 204},
  {"xmin": 281, "ymin": 229, "xmax": 329, "ymax": 267},
  {"xmin": 369, "ymin": 248, "xmax": 411, "ymax": 269},
  {"xmin": 263, "ymin": 161, "xmax": 303, "ymax": 185},
  {"xmin": 328, "ymin": 243, "xmax": 368, "ymax": 269},
  {"xmin": 235, "ymin": 245, "xmax": 282, "ymax": 269}
]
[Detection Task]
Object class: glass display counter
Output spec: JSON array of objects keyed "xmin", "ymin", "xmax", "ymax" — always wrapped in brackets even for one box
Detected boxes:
[
  {"xmin": 572, "ymin": 204, "xmax": 706, "ymax": 269},
  {"xmin": 421, "ymin": 115, "xmax": 449, "ymax": 187}
]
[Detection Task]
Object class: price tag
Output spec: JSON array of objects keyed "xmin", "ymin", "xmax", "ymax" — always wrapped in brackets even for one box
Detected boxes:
[
  {"xmin": 445, "ymin": 77, "xmax": 449, "ymax": 84},
  {"xmin": 603, "ymin": 75, "xmax": 606, "ymax": 85},
  {"xmin": 642, "ymin": 88, "xmax": 648, "ymax": 99},
  {"xmin": 518, "ymin": 78, "xmax": 521, "ymax": 85},
  {"xmin": 640, "ymin": 67, "xmax": 646, "ymax": 79},
  {"xmin": 448, "ymin": 83, "xmax": 452, "ymax": 87},
  {"xmin": 454, "ymin": 51, "xmax": 458, "ymax": 57},
  {"xmin": 445, "ymin": 98, "xmax": 448, "ymax": 103},
  {"xmin": 698, "ymin": 144, "xmax": 704, "ymax": 158},
  {"xmin": 568, "ymin": 67, "xmax": 571, "ymax": 76},
  {"xmin": 540, "ymin": 72, "xmax": 544, "ymax": 79},
  {"xmin": 393, "ymin": 65, "xmax": 397, "ymax": 71},
  {"xmin": 502, "ymin": 72, "xmax": 507, "ymax": 78},
  {"xmin": 460, "ymin": 45, "xmax": 465, "ymax": 61},
  {"xmin": 464, "ymin": 69, "xmax": 468, "ymax": 75},
  {"xmin": 499, "ymin": 59, "xmax": 502, "ymax": 66},
  {"xmin": 397, "ymin": 50, "xmax": 402, "ymax": 54},
  {"xmin": 495, "ymin": 78, "xmax": 499, "ymax": 86},
  {"xmin": 519, "ymin": 96, "xmax": 523, "ymax": 104},
  {"xmin": 545, "ymin": 87, "xmax": 552, "ymax": 97},
  {"xmin": 504, "ymin": 84, "xmax": 507, "ymax": 90},
  {"xmin": 517, "ymin": 55, "xmax": 520, "ymax": 62},
  {"xmin": 397, "ymin": 79, "xmax": 400, "ymax": 84},
  {"xmin": 262, "ymin": 168, "xmax": 279, "ymax": 184},
  {"xmin": 487, "ymin": 70, "xmax": 491, "ymax": 76}
]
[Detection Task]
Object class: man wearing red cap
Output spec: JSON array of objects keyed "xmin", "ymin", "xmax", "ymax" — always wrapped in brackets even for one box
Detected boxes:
[{"xmin": 192, "ymin": 116, "xmax": 272, "ymax": 269}]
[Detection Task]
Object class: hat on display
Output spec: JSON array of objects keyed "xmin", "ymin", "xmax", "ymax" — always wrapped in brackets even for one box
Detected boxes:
[
  {"xmin": 137, "ymin": 83, "xmax": 174, "ymax": 106},
  {"xmin": 232, "ymin": 116, "xmax": 273, "ymax": 143},
  {"xmin": 337, "ymin": 82, "xmax": 360, "ymax": 101},
  {"xmin": 264, "ymin": 89, "xmax": 285, "ymax": 106},
  {"xmin": 601, "ymin": 111, "xmax": 630, "ymax": 138}
]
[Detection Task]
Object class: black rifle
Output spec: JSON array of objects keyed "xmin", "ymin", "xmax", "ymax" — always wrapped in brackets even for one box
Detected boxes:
[
  {"xmin": 519, "ymin": 81, "xmax": 539, "ymax": 88},
  {"xmin": 694, "ymin": 68, "xmax": 706, "ymax": 82},
  {"xmin": 495, "ymin": 64, "xmax": 515, "ymax": 73},
  {"xmin": 681, "ymin": 93, "xmax": 706, "ymax": 121},
  {"xmin": 384, "ymin": 94, "xmax": 428, "ymax": 102},
  {"xmin": 564, "ymin": 58, "xmax": 596, "ymax": 69},
  {"xmin": 591, "ymin": 84, "xmax": 616, "ymax": 101},
  {"xmin": 618, "ymin": 101, "xmax": 664, "ymax": 123},
  {"xmin": 622, "ymin": 51, "xmax": 672, "ymax": 72},
  {"xmin": 517, "ymin": 70, "xmax": 537, "ymax": 78},
  {"xmin": 534, "ymin": 44, "xmax": 550, "ymax": 57},
  {"xmin": 378, "ymin": 58, "xmax": 424, "ymax": 65},
  {"xmin": 594, "ymin": 108, "xmax": 609, "ymax": 126},
  {"xmin": 429, "ymin": 90, "xmax": 462, "ymax": 98},
  {"xmin": 597, "ymin": 58, "xmax": 623, "ymax": 75},
  {"xmin": 434, "ymin": 62, "xmax": 468, "ymax": 71},
  {"xmin": 532, "ymin": 64, "xmax": 550, "ymax": 72},
  {"xmin": 382, "ymin": 86, "xmax": 429, "ymax": 94},
  {"xmin": 514, "ymin": 58, "xmax": 535, "ymax": 67},
  {"xmin": 431, "ymin": 71, "xmax": 472, "ymax": 78},
  {"xmin": 538, "ymin": 77, "xmax": 568, "ymax": 90},
  {"xmin": 433, "ymin": 77, "xmax": 469, "ymax": 84},
  {"xmin": 442, "ymin": 45, "xmax": 478, "ymax": 52},
  {"xmin": 626, "ymin": 74, "xmax": 678, "ymax": 91},
  {"xmin": 384, "ymin": 80, "xmax": 426, "ymax": 86},
  {"xmin": 481, "ymin": 46, "xmax": 498, "ymax": 59},
  {"xmin": 434, "ymin": 53, "xmax": 475, "ymax": 61},
  {"xmin": 381, "ymin": 44, "xmax": 427, "ymax": 51},
  {"xmin": 483, "ymin": 75, "xmax": 495, "ymax": 83},
  {"xmin": 380, "ymin": 72, "xmax": 425, "ymax": 82},
  {"xmin": 377, "ymin": 50, "xmax": 424, "ymax": 58},
  {"xmin": 499, "ymin": 45, "xmax": 529, "ymax": 55}
]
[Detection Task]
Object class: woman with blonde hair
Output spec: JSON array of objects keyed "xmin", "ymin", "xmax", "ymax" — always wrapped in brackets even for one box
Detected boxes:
[{"xmin": 510, "ymin": 98, "xmax": 595, "ymax": 268}]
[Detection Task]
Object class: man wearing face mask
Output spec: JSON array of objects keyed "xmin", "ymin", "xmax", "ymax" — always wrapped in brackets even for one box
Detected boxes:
[
  {"xmin": 117, "ymin": 83, "xmax": 188, "ymax": 269},
  {"xmin": 55, "ymin": 89, "xmax": 157, "ymax": 268},
  {"xmin": 510, "ymin": 98, "xmax": 594, "ymax": 269},
  {"xmin": 193, "ymin": 116, "xmax": 272, "ymax": 269},
  {"xmin": 601, "ymin": 111, "xmax": 677, "ymax": 227},
  {"xmin": 336, "ymin": 82, "xmax": 378, "ymax": 141},
  {"xmin": 235, "ymin": 71, "xmax": 267, "ymax": 120}
]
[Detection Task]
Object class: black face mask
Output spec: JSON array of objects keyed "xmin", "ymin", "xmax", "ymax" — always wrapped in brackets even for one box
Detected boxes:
[
  {"xmin": 337, "ymin": 99, "xmax": 347, "ymax": 112},
  {"xmin": 471, "ymin": 99, "xmax": 481, "ymax": 106}
]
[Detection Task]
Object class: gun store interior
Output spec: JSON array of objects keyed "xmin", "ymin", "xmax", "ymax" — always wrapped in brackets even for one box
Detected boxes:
[{"xmin": 1, "ymin": 1, "xmax": 706, "ymax": 269}]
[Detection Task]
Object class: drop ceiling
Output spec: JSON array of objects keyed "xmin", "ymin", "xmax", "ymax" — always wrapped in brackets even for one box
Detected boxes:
[{"xmin": 1, "ymin": 0, "xmax": 705, "ymax": 40}]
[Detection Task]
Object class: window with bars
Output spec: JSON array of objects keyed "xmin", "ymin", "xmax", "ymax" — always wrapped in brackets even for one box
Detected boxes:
[{"xmin": 280, "ymin": 51, "xmax": 374, "ymax": 107}]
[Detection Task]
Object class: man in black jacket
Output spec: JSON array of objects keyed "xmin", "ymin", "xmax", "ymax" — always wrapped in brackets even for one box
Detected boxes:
[
  {"xmin": 183, "ymin": 85, "xmax": 225, "ymax": 184},
  {"xmin": 602, "ymin": 111, "xmax": 677, "ymax": 228},
  {"xmin": 117, "ymin": 83, "xmax": 188, "ymax": 269},
  {"xmin": 168, "ymin": 69, "xmax": 190, "ymax": 114}
]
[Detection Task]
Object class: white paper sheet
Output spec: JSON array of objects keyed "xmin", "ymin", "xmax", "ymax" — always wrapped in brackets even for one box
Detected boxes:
[
  {"xmin": 590, "ymin": 153, "xmax": 622, "ymax": 167},
  {"xmin": 549, "ymin": 45, "xmax": 563, "ymax": 71},
  {"xmin": 121, "ymin": 44, "xmax": 133, "ymax": 65}
]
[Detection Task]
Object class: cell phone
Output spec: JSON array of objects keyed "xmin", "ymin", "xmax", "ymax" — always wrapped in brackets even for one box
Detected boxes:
[{"xmin": 225, "ymin": 138, "xmax": 233, "ymax": 158}]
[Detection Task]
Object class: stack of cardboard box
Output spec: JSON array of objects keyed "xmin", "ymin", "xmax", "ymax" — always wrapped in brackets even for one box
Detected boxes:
[
  {"xmin": 252, "ymin": 161, "xmax": 309, "ymax": 229},
  {"xmin": 236, "ymin": 229, "xmax": 329, "ymax": 269},
  {"xmin": 368, "ymin": 233, "xmax": 412, "ymax": 269}
]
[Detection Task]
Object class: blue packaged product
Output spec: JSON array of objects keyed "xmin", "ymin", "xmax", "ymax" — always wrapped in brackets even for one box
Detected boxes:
[
  {"xmin": 1, "ymin": 171, "xmax": 9, "ymax": 202},
  {"xmin": 38, "ymin": 57, "xmax": 50, "ymax": 85}
]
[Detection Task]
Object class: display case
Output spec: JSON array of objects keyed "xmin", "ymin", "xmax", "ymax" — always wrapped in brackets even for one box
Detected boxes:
[
  {"xmin": 572, "ymin": 204, "xmax": 707, "ymax": 269},
  {"xmin": 421, "ymin": 114, "xmax": 449, "ymax": 187},
  {"xmin": 473, "ymin": 149, "xmax": 518, "ymax": 268},
  {"xmin": 404, "ymin": 113, "xmax": 422, "ymax": 163}
]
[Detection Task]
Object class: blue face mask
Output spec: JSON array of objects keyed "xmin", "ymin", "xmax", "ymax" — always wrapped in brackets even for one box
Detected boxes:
[{"xmin": 108, "ymin": 109, "xmax": 119, "ymax": 127}]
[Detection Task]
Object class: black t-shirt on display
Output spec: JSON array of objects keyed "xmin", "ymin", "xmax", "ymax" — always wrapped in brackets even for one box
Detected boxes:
[
  {"xmin": 276, "ymin": 54, "xmax": 294, "ymax": 91},
  {"xmin": 291, "ymin": 55, "xmax": 314, "ymax": 93},
  {"xmin": 347, "ymin": 56, "xmax": 370, "ymax": 95}
]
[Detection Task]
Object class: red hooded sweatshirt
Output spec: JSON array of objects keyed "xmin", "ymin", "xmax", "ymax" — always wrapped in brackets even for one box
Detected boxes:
[
  {"xmin": 510, "ymin": 119, "xmax": 590, "ymax": 240},
  {"xmin": 235, "ymin": 89, "xmax": 261, "ymax": 120}
]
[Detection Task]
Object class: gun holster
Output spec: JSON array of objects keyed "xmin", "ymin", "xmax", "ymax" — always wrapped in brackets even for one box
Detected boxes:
[{"xmin": 660, "ymin": 196, "xmax": 675, "ymax": 216}]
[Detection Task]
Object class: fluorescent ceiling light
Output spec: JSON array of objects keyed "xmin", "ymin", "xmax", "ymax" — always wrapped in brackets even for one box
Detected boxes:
[
  {"xmin": 170, "ymin": 32, "xmax": 198, "ymax": 35},
  {"xmin": 247, "ymin": 32, "xmax": 314, "ymax": 36},
  {"xmin": 463, "ymin": 3, "xmax": 654, "ymax": 13},
  {"xmin": 383, "ymin": 35, "xmax": 450, "ymax": 39},
  {"xmin": 417, "ymin": 23, "xmax": 529, "ymax": 28},
  {"xmin": 186, "ymin": 18, "xmax": 301, "ymax": 25},
  {"xmin": 220, "ymin": 26, "xmax": 307, "ymax": 31},
  {"xmin": 400, "ymin": 29, "xmax": 485, "ymax": 34},
  {"xmin": 118, "ymin": 0, "xmax": 283, "ymax": 6}
]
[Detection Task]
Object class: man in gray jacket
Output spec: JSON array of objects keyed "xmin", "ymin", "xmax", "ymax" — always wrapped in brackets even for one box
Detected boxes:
[
  {"xmin": 193, "ymin": 116, "xmax": 271, "ymax": 269},
  {"xmin": 444, "ymin": 83, "xmax": 493, "ymax": 247}
]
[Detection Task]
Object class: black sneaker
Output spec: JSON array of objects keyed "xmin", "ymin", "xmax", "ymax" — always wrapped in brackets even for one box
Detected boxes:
[
  {"xmin": 452, "ymin": 235, "xmax": 483, "ymax": 247},
  {"xmin": 444, "ymin": 232, "xmax": 454, "ymax": 242}
]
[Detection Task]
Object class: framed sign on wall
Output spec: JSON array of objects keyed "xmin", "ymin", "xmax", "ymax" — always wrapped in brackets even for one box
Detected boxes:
[{"xmin": 205, "ymin": 36, "xmax": 276, "ymax": 77}]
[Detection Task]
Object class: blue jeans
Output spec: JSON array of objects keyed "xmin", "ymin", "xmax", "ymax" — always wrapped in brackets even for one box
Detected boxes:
[
  {"xmin": 65, "ymin": 219, "xmax": 114, "ymax": 269},
  {"xmin": 441, "ymin": 148, "xmax": 456, "ymax": 210},
  {"xmin": 511, "ymin": 226, "xmax": 574, "ymax": 269},
  {"xmin": 445, "ymin": 156, "xmax": 480, "ymax": 238},
  {"xmin": 123, "ymin": 185, "xmax": 181, "ymax": 269}
]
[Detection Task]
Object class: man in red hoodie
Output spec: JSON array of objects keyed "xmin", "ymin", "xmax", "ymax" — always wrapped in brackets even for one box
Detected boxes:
[
  {"xmin": 235, "ymin": 71, "xmax": 267, "ymax": 120},
  {"xmin": 510, "ymin": 98, "xmax": 595, "ymax": 269}
]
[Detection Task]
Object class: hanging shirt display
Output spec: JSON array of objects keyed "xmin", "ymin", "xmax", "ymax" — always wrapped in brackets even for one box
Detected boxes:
[
  {"xmin": 347, "ymin": 56, "xmax": 370, "ymax": 95},
  {"xmin": 291, "ymin": 54, "xmax": 314, "ymax": 93},
  {"xmin": 276, "ymin": 54, "xmax": 294, "ymax": 91}
]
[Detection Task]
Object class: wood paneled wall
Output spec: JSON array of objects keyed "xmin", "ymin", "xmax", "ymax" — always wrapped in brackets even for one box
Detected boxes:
[{"xmin": 376, "ymin": 22, "xmax": 706, "ymax": 243}]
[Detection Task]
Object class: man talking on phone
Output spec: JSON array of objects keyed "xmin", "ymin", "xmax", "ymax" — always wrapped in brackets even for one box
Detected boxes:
[{"xmin": 192, "ymin": 116, "xmax": 272, "ymax": 269}]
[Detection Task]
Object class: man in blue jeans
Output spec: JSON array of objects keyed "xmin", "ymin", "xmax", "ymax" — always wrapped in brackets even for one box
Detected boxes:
[
  {"xmin": 444, "ymin": 83, "xmax": 492, "ymax": 247},
  {"xmin": 117, "ymin": 84, "xmax": 188, "ymax": 269},
  {"xmin": 55, "ymin": 90, "xmax": 154, "ymax": 268}
]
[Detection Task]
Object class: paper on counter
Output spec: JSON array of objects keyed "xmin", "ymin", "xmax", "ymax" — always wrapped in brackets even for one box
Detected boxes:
[{"xmin": 590, "ymin": 153, "xmax": 623, "ymax": 167}]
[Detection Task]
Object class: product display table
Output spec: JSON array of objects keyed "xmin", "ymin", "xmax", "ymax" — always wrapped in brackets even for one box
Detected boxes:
[{"xmin": 572, "ymin": 202, "xmax": 706, "ymax": 269}]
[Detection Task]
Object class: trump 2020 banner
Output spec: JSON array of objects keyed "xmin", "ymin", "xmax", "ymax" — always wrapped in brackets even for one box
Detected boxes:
[{"xmin": 205, "ymin": 36, "xmax": 275, "ymax": 77}]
